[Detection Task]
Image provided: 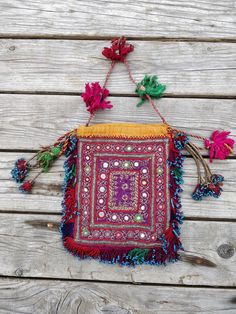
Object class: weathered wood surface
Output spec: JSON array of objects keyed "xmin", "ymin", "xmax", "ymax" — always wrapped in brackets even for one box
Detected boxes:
[
  {"xmin": 0, "ymin": 40, "xmax": 236, "ymax": 95},
  {"xmin": 0, "ymin": 94, "xmax": 235, "ymax": 150},
  {"xmin": 0, "ymin": 1, "xmax": 236, "ymax": 310},
  {"xmin": 0, "ymin": 278, "xmax": 235, "ymax": 314},
  {"xmin": 1, "ymin": 152, "xmax": 236, "ymax": 219},
  {"xmin": 0, "ymin": 1, "xmax": 236, "ymax": 39},
  {"xmin": 0, "ymin": 213, "xmax": 235, "ymax": 286}
]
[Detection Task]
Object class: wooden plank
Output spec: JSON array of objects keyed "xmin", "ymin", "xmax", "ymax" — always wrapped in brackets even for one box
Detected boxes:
[
  {"xmin": 0, "ymin": 40, "xmax": 236, "ymax": 95},
  {"xmin": 1, "ymin": 152, "xmax": 236, "ymax": 220},
  {"xmin": 0, "ymin": 94, "xmax": 235, "ymax": 150},
  {"xmin": 0, "ymin": 1, "xmax": 236, "ymax": 39},
  {"xmin": 0, "ymin": 278, "xmax": 235, "ymax": 314},
  {"xmin": 0, "ymin": 213, "xmax": 235, "ymax": 286}
]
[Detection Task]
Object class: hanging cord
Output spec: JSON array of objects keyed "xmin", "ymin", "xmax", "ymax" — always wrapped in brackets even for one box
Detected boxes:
[
  {"xmin": 125, "ymin": 58, "xmax": 212, "ymax": 146},
  {"xmin": 84, "ymin": 36, "xmax": 215, "ymax": 148},
  {"xmin": 103, "ymin": 60, "xmax": 116, "ymax": 89},
  {"xmin": 85, "ymin": 39, "xmax": 169, "ymax": 127},
  {"xmin": 124, "ymin": 56, "xmax": 211, "ymax": 144},
  {"xmin": 186, "ymin": 141, "xmax": 212, "ymax": 184},
  {"xmin": 126, "ymin": 57, "xmax": 209, "ymax": 144},
  {"xmin": 169, "ymin": 127, "xmax": 207, "ymax": 142},
  {"xmin": 85, "ymin": 113, "xmax": 95, "ymax": 127}
]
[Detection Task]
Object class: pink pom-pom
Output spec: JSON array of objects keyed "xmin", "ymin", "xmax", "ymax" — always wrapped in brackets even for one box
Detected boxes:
[
  {"xmin": 204, "ymin": 130, "xmax": 234, "ymax": 162},
  {"xmin": 81, "ymin": 82, "xmax": 113, "ymax": 114}
]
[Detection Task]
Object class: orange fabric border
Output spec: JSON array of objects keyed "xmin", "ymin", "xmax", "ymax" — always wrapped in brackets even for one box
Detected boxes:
[{"xmin": 77, "ymin": 123, "xmax": 170, "ymax": 138}]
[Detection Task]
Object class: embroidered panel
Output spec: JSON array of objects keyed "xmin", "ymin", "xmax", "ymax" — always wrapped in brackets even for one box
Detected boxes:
[{"xmin": 75, "ymin": 137, "xmax": 170, "ymax": 248}]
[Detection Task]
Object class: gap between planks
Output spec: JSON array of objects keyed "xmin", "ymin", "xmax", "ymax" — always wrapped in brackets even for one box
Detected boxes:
[
  {"xmin": 0, "ymin": 90, "xmax": 236, "ymax": 99},
  {"xmin": 1, "ymin": 35, "xmax": 236, "ymax": 43},
  {"xmin": 0, "ymin": 274, "xmax": 236, "ymax": 290}
]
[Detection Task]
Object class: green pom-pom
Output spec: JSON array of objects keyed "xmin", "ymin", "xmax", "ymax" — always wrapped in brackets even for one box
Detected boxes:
[
  {"xmin": 135, "ymin": 75, "xmax": 166, "ymax": 107},
  {"xmin": 127, "ymin": 248, "xmax": 149, "ymax": 263},
  {"xmin": 36, "ymin": 145, "xmax": 61, "ymax": 172}
]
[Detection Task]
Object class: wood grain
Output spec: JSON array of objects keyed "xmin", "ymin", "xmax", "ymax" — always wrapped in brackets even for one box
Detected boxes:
[
  {"xmin": 0, "ymin": 40, "xmax": 236, "ymax": 95},
  {"xmin": 1, "ymin": 152, "xmax": 236, "ymax": 220},
  {"xmin": 0, "ymin": 94, "xmax": 235, "ymax": 150},
  {"xmin": 0, "ymin": 213, "xmax": 235, "ymax": 286},
  {"xmin": 0, "ymin": 278, "xmax": 235, "ymax": 314},
  {"xmin": 0, "ymin": 1, "xmax": 236, "ymax": 39},
  {"xmin": 0, "ymin": 0, "xmax": 235, "ymax": 308}
]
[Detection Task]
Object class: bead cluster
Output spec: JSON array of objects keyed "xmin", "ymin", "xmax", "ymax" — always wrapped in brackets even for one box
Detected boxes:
[{"xmin": 192, "ymin": 174, "xmax": 224, "ymax": 201}]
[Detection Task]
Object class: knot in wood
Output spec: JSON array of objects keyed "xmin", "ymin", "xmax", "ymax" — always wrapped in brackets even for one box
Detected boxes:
[{"xmin": 15, "ymin": 267, "xmax": 24, "ymax": 277}]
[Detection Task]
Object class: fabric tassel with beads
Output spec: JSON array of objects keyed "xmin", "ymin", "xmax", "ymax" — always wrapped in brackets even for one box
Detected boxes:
[
  {"xmin": 166, "ymin": 127, "xmax": 234, "ymax": 202},
  {"xmin": 185, "ymin": 134, "xmax": 233, "ymax": 201},
  {"xmin": 11, "ymin": 130, "xmax": 77, "ymax": 193}
]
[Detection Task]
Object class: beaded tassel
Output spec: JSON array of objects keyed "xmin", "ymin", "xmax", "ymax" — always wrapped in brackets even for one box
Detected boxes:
[
  {"xmin": 186, "ymin": 142, "xmax": 224, "ymax": 200},
  {"xmin": 11, "ymin": 130, "xmax": 77, "ymax": 193}
]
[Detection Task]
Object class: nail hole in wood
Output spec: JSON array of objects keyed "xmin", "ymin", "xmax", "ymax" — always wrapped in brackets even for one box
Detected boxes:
[{"xmin": 217, "ymin": 244, "xmax": 235, "ymax": 259}]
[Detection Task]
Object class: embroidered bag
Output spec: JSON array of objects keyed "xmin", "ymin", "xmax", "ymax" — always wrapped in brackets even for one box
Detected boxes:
[{"xmin": 11, "ymin": 36, "xmax": 234, "ymax": 266}]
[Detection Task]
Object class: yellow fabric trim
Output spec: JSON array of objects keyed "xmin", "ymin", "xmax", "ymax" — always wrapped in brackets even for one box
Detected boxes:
[{"xmin": 77, "ymin": 123, "xmax": 170, "ymax": 138}]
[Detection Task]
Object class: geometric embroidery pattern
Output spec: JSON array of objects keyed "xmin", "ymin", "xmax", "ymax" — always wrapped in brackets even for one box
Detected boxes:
[
  {"xmin": 108, "ymin": 170, "xmax": 139, "ymax": 211},
  {"xmin": 75, "ymin": 137, "xmax": 170, "ymax": 248}
]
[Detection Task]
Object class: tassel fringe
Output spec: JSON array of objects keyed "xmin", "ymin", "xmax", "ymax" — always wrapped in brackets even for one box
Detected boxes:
[
  {"xmin": 11, "ymin": 129, "xmax": 77, "ymax": 193},
  {"xmin": 186, "ymin": 141, "xmax": 224, "ymax": 200}
]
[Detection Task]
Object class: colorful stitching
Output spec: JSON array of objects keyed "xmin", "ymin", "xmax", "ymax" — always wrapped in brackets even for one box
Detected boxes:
[{"xmin": 60, "ymin": 132, "xmax": 187, "ymax": 266}]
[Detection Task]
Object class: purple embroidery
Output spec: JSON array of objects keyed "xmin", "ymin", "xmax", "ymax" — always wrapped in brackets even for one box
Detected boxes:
[{"xmin": 109, "ymin": 171, "xmax": 139, "ymax": 210}]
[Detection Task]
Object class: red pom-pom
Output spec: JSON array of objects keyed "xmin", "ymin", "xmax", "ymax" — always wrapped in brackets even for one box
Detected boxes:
[
  {"xmin": 11, "ymin": 158, "xmax": 29, "ymax": 183},
  {"xmin": 19, "ymin": 180, "xmax": 33, "ymax": 193},
  {"xmin": 204, "ymin": 130, "xmax": 234, "ymax": 162},
  {"xmin": 102, "ymin": 36, "xmax": 134, "ymax": 62},
  {"xmin": 81, "ymin": 82, "xmax": 113, "ymax": 114}
]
